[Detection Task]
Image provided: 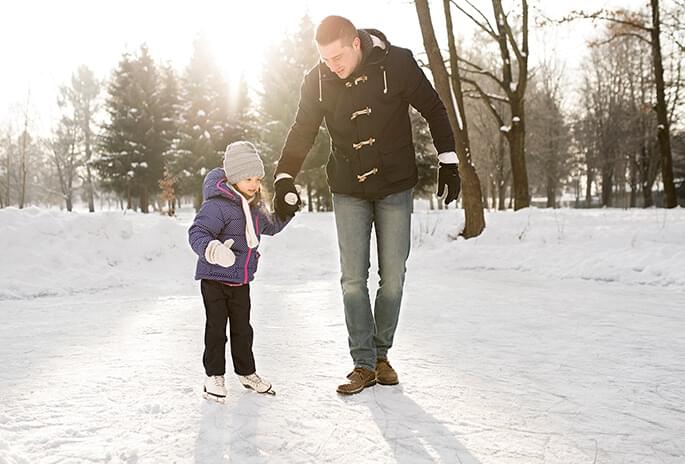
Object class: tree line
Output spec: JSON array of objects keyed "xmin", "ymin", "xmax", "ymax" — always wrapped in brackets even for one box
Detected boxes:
[{"xmin": 0, "ymin": 5, "xmax": 683, "ymax": 221}]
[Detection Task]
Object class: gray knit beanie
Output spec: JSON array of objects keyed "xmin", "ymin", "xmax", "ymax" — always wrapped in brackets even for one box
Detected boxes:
[{"xmin": 223, "ymin": 141, "xmax": 265, "ymax": 184}]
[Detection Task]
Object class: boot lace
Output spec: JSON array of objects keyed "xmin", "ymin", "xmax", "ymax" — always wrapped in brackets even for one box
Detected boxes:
[
  {"xmin": 212, "ymin": 376, "xmax": 225, "ymax": 387},
  {"xmin": 350, "ymin": 368, "xmax": 367, "ymax": 382},
  {"xmin": 378, "ymin": 359, "xmax": 392, "ymax": 370}
]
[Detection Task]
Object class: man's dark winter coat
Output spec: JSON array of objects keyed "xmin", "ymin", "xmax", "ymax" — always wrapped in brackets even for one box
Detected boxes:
[{"xmin": 276, "ymin": 29, "xmax": 455, "ymax": 199}]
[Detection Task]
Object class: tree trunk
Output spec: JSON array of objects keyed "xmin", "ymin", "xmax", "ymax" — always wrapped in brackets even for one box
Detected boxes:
[
  {"xmin": 85, "ymin": 165, "xmax": 95, "ymax": 212},
  {"xmin": 650, "ymin": 0, "xmax": 677, "ymax": 208},
  {"xmin": 193, "ymin": 188, "xmax": 202, "ymax": 212},
  {"xmin": 415, "ymin": 0, "xmax": 485, "ymax": 238},
  {"xmin": 496, "ymin": 136, "xmax": 507, "ymax": 210},
  {"xmin": 5, "ymin": 131, "xmax": 11, "ymax": 207},
  {"xmin": 642, "ymin": 176, "xmax": 654, "ymax": 207},
  {"xmin": 498, "ymin": 184, "xmax": 506, "ymax": 210},
  {"xmin": 140, "ymin": 186, "xmax": 149, "ymax": 213},
  {"xmin": 19, "ymin": 131, "xmax": 28, "ymax": 209},
  {"xmin": 546, "ymin": 174, "xmax": 557, "ymax": 208},
  {"xmin": 508, "ymin": 101, "xmax": 530, "ymax": 210},
  {"xmin": 127, "ymin": 185, "xmax": 133, "ymax": 210},
  {"xmin": 84, "ymin": 107, "xmax": 96, "ymax": 212},
  {"xmin": 601, "ymin": 165, "xmax": 613, "ymax": 207},
  {"xmin": 307, "ymin": 180, "xmax": 313, "ymax": 212},
  {"xmin": 585, "ymin": 166, "xmax": 594, "ymax": 207},
  {"xmin": 629, "ymin": 153, "xmax": 638, "ymax": 207},
  {"xmin": 488, "ymin": 180, "xmax": 494, "ymax": 210}
]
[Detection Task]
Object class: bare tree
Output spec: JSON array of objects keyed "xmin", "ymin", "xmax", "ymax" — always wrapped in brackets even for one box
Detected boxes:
[
  {"xmin": 526, "ymin": 58, "xmax": 571, "ymax": 208},
  {"xmin": 19, "ymin": 92, "xmax": 31, "ymax": 209},
  {"xmin": 558, "ymin": 2, "xmax": 679, "ymax": 207},
  {"xmin": 575, "ymin": 32, "xmax": 661, "ymax": 208},
  {"xmin": 63, "ymin": 66, "xmax": 100, "ymax": 212},
  {"xmin": 468, "ymin": 92, "xmax": 510, "ymax": 210},
  {"xmin": 455, "ymin": 29, "xmax": 512, "ymax": 210},
  {"xmin": 415, "ymin": 0, "xmax": 486, "ymax": 238},
  {"xmin": 1, "ymin": 124, "xmax": 12, "ymax": 208},
  {"xmin": 50, "ymin": 97, "xmax": 80, "ymax": 211},
  {"xmin": 452, "ymin": 0, "xmax": 531, "ymax": 210}
]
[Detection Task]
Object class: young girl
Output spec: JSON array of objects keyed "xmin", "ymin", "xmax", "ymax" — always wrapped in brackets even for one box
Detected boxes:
[{"xmin": 188, "ymin": 141, "xmax": 293, "ymax": 402}]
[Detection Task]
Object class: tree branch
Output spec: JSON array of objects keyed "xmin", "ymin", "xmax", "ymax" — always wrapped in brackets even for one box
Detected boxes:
[
  {"xmin": 461, "ymin": 80, "xmax": 509, "ymax": 103},
  {"xmin": 560, "ymin": 9, "xmax": 652, "ymax": 33},
  {"xmin": 462, "ymin": 0, "xmax": 498, "ymax": 34},
  {"xmin": 460, "ymin": 77, "xmax": 505, "ymax": 129},
  {"xmin": 499, "ymin": 2, "xmax": 524, "ymax": 61},
  {"xmin": 457, "ymin": 57, "xmax": 506, "ymax": 90},
  {"xmin": 492, "ymin": 0, "xmax": 515, "ymax": 93},
  {"xmin": 668, "ymin": 59, "xmax": 682, "ymax": 122},
  {"xmin": 450, "ymin": 0, "xmax": 498, "ymax": 40},
  {"xmin": 589, "ymin": 31, "xmax": 652, "ymax": 47}
]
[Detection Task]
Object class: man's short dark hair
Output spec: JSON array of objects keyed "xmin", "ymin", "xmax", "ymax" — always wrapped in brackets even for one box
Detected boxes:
[{"xmin": 315, "ymin": 15, "xmax": 358, "ymax": 46}]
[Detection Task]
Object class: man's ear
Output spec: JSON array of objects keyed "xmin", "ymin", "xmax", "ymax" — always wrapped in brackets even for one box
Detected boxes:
[{"xmin": 352, "ymin": 36, "xmax": 361, "ymax": 51}]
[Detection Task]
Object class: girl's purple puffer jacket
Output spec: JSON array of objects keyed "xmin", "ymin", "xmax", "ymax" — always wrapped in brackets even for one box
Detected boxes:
[{"xmin": 188, "ymin": 168, "xmax": 291, "ymax": 284}]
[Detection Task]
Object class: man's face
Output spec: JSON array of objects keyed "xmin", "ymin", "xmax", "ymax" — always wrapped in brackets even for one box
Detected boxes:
[{"xmin": 317, "ymin": 37, "xmax": 362, "ymax": 80}]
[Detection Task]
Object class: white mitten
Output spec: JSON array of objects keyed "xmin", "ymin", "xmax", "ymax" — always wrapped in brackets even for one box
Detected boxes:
[{"xmin": 205, "ymin": 239, "xmax": 236, "ymax": 267}]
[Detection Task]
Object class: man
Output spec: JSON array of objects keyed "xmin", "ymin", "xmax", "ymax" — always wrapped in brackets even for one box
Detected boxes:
[{"xmin": 273, "ymin": 15, "xmax": 460, "ymax": 395}]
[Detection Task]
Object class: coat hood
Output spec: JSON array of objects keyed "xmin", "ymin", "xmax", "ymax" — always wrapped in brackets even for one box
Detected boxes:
[
  {"xmin": 202, "ymin": 167, "xmax": 238, "ymax": 203},
  {"xmin": 358, "ymin": 28, "xmax": 390, "ymax": 66}
]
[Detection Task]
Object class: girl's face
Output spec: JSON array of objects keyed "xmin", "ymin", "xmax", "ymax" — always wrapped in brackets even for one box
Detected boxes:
[{"xmin": 234, "ymin": 176, "xmax": 263, "ymax": 198}]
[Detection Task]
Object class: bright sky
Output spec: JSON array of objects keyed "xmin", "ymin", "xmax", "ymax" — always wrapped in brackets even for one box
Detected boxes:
[{"xmin": 0, "ymin": 0, "xmax": 645, "ymax": 136}]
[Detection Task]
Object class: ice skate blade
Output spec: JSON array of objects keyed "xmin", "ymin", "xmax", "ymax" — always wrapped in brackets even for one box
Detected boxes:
[
  {"xmin": 203, "ymin": 389, "xmax": 226, "ymax": 404},
  {"xmin": 242, "ymin": 384, "xmax": 276, "ymax": 395}
]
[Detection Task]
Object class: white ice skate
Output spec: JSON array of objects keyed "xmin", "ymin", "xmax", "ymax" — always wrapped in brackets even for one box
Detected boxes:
[
  {"xmin": 203, "ymin": 375, "xmax": 227, "ymax": 403},
  {"xmin": 238, "ymin": 373, "xmax": 275, "ymax": 395}
]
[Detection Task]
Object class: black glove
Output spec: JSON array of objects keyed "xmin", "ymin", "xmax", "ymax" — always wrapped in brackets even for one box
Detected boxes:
[
  {"xmin": 273, "ymin": 177, "xmax": 301, "ymax": 220},
  {"xmin": 437, "ymin": 163, "xmax": 461, "ymax": 205}
]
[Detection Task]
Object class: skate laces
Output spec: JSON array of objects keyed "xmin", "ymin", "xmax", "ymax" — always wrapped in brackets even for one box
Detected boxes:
[{"xmin": 213, "ymin": 376, "xmax": 225, "ymax": 387}]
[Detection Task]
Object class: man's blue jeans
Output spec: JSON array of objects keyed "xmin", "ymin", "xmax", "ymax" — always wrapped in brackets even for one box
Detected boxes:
[{"xmin": 332, "ymin": 189, "xmax": 412, "ymax": 370}]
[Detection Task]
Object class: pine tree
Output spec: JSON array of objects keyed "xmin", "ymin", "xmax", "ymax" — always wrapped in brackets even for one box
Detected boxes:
[
  {"xmin": 98, "ymin": 52, "xmax": 139, "ymax": 208},
  {"xmin": 172, "ymin": 36, "xmax": 253, "ymax": 209},
  {"xmin": 259, "ymin": 15, "xmax": 331, "ymax": 211},
  {"xmin": 98, "ymin": 46, "xmax": 169, "ymax": 212},
  {"xmin": 411, "ymin": 108, "xmax": 439, "ymax": 207}
]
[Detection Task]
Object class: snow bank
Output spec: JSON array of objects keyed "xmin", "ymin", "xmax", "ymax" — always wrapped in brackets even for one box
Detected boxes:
[
  {"xmin": 0, "ymin": 207, "xmax": 196, "ymax": 300},
  {"xmin": 1, "ymin": 206, "xmax": 684, "ymax": 300},
  {"xmin": 414, "ymin": 207, "xmax": 685, "ymax": 287}
]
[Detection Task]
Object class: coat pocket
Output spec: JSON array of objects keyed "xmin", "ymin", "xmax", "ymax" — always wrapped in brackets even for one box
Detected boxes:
[
  {"xmin": 379, "ymin": 140, "xmax": 416, "ymax": 183},
  {"xmin": 326, "ymin": 146, "xmax": 358, "ymax": 190}
]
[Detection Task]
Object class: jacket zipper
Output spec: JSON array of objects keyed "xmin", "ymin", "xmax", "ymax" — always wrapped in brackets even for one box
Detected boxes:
[{"xmin": 243, "ymin": 214, "xmax": 260, "ymax": 284}]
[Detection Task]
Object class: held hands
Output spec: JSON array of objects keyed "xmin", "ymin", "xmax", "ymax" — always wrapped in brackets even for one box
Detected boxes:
[
  {"xmin": 437, "ymin": 163, "xmax": 461, "ymax": 205},
  {"xmin": 205, "ymin": 239, "xmax": 236, "ymax": 268},
  {"xmin": 273, "ymin": 177, "xmax": 301, "ymax": 220}
]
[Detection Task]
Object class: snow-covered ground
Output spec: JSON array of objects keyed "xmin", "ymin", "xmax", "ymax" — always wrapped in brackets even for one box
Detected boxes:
[{"xmin": 1, "ymin": 206, "xmax": 684, "ymax": 463}]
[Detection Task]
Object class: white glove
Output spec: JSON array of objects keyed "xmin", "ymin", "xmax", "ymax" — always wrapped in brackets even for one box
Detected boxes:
[{"xmin": 204, "ymin": 239, "xmax": 236, "ymax": 267}]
